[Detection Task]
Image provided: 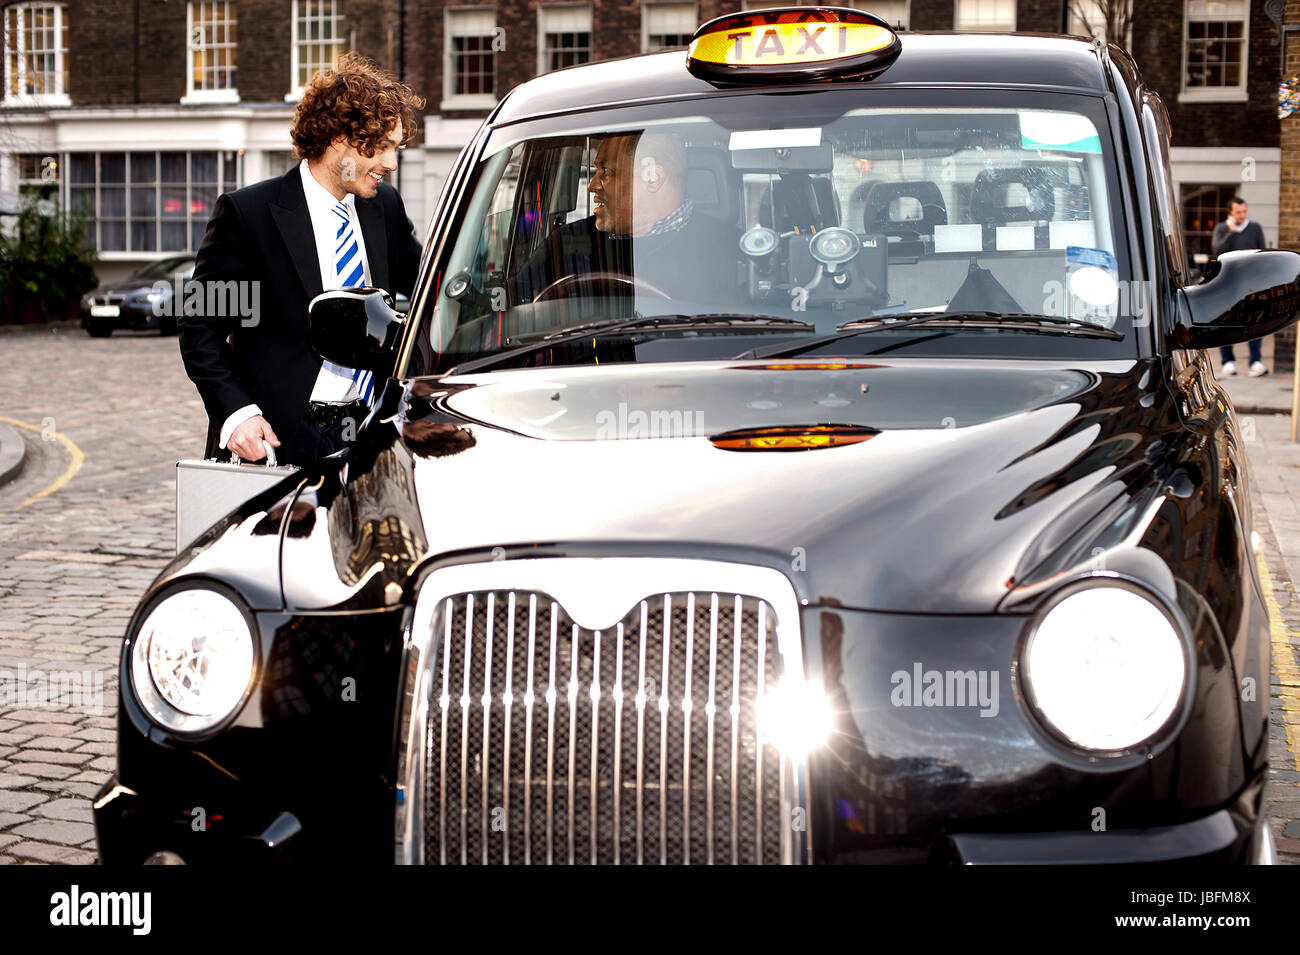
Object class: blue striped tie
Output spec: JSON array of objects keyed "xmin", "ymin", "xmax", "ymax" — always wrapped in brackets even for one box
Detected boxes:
[{"xmin": 323, "ymin": 199, "xmax": 375, "ymax": 405}]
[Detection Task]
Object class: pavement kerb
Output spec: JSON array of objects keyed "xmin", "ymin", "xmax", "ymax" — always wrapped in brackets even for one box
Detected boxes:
[
  {"xmin": 0, "ymin": 320, "xmax": 82, "ymax": 336},
  {"xmin": 1236, "ymin": 403, "xmax": 1293, "ymax": 416},
  {"xmin": 0, "ymin": 422, "xmax": 26, "ymax": 488}
]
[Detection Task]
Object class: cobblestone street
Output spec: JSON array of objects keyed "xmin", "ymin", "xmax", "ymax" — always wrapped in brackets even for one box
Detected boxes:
[{"xmin": 0, "ymin": 327, "xmax": 204, "ymax": 863}]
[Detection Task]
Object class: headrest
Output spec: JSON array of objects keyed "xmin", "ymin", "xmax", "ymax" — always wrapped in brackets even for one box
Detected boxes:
[
  {"xmin": 683, "ymin": 147, "xmax": 736, "ymax": 222},
  {"xmin": 859, "ymin": 181, "xmax": 947, "ymax": 237},
  {"xmin": 969, "ymin": 167, "xmax": 1055, "ymax": 225}
]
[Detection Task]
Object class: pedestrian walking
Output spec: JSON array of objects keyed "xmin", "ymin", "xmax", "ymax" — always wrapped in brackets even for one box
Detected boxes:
[{"xmin": 1214, "ymin": 196, "xmax": 1268, "ymax": 377}]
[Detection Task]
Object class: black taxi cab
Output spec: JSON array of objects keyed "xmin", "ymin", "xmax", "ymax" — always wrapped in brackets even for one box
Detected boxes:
[{"xmin": 95, "ymin": 8, "xmax": 1299, "ymax": 864}]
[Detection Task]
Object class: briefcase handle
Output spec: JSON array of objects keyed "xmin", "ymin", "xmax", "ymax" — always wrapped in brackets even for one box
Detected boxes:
[{"xmin": 231, "ymin": 439, "xmax": 278, "ymax": 467}]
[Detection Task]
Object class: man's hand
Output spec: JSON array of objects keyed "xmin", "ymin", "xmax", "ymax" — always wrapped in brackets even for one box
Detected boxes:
[{"xmin": 227, "ymin": 415, "xmax": 281, "ymax": 462}]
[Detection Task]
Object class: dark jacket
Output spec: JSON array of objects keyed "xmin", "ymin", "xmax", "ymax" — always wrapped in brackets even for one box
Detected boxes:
[
  {"xmin": 180, "ymin": 168, "xmax": 422, "ymax": 461},
  {"xmin": 1211, "ymin": 219, "xmax": 1265, "ymax": 257}
]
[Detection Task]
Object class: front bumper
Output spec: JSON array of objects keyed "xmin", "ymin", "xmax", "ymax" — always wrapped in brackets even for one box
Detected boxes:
[
  {"xmin": 948, "ymin": 805, "xmax": 1267, "ymax": 864},
  {"xmin": 94, "ymin": 773, "xmax": 1268, "ymax": 865},
  {"xmin": 92, "ymin": 779, "xmax": 307, "ymax": 864}
]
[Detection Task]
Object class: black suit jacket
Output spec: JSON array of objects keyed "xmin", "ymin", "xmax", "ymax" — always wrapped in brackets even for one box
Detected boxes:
[{"xmin": 180, "ymin": 167, "xmax": 422, "ymax": 461}]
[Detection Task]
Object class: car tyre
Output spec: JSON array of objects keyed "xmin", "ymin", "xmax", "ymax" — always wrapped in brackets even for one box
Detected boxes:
[{"xmin": 85, "ymin": 317, "xmax": 114, "ymax": 338}]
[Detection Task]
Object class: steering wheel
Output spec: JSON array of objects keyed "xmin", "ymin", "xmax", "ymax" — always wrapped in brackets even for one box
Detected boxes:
[{"xmin": 532, "ymin": 271, "xmax": 673, "ymax": 304}]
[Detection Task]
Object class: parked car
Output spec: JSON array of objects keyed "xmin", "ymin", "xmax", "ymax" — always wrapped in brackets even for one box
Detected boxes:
[
  {"xmin": 80, "ymin": 254, "xmax": 196, "ymax": 337},
  {"xmin": 95, "ymin": 8, "xmax": 1298, "ymax": 864}
]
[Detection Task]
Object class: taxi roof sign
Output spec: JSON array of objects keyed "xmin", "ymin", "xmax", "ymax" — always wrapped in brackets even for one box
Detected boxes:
[{"xmin": 687, "ymin": 7, "xmax": 902, "ymax": 84}]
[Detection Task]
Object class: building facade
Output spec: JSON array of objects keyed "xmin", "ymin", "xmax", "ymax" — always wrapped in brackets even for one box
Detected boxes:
[
  {"xmin": 0, "ymin": 1, "xmax": 1286, "ymax": 285},
  {"xmin": 1, "ymin": 0, "xmax": 400, "ymax": 283}
]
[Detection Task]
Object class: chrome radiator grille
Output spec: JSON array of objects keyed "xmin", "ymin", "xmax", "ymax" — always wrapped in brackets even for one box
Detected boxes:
[{"xmin": 419, "ymin": 589, "xmax": 787, "ymax": 864}]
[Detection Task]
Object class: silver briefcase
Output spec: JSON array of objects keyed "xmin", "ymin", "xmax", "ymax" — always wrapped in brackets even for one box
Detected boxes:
[{"xmin": 176, "ymin": 440, "xmax": 300, "ymax": 552}]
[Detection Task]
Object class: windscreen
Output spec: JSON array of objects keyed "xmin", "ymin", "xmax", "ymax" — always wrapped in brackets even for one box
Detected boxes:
[{"xmin": 407, "ymin": 89, "xmax": 1135, "ymax": 375}]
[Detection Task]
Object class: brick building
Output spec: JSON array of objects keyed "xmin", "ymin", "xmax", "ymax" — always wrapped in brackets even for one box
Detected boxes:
[
  {"xmin": 1, "ymin": 0, "xmax": 400, "ymax": 283},
  {"xmin": 404, "ymin": 0, "xmax": 1287, "ymax": 271},
  {"xmin": 0, "ymin": 1, "xmax": 1287, "ymax": 286}
]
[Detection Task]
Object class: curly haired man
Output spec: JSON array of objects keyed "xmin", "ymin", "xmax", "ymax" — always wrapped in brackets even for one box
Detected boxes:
[{"xmin": 180, "ymin": 53, "xmax": 426, "ymax": 464}]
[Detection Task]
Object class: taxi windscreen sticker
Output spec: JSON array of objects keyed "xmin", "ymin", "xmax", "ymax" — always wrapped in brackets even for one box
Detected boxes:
[
  {"xmin": 1019, "ymin": 110, "xmax": 1103, "ymax": 154},
  {"xmin": 1065, "ymin": 246, "xmax": 1122, "ymax": 328},
  {"xmin": 728, "ymin": 127, "xmax": 823, "ymax": 150}
]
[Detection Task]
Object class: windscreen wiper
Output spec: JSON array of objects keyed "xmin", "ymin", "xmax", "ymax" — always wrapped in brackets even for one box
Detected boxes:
[
  {"xmin": 446, "ymin": 314, "xmax": 814, "ymax": 375},
  {"xmin": 738, "ymin": 311, "xmax": 1123, "ymax": 361}
]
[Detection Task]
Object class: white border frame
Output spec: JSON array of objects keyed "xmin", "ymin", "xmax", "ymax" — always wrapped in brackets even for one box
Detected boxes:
[
  {"xmin": 850, "ymin": 0, "xmax": 909, "ymax": 30},
  {"xmin": 441, "ymin": 5, "xmax": 497, "ymax": 112},
  {"xmin": 285, "ymin": 0, "xmax": 345, "ymax": 102},
  {"xmin": 953, "ymin": 0, "xmax": 1016, "ymax": 32},
  {"xmin": 181, "ymin": 0, "xmax": 240, "ymax": 105},
  {"xmin": 1179, "ymin": 0, "xmax": 1249, "ymax": 104},
  {"xmin": 2, "ymin": 2, "xmax": 70, "ymax": 107},
  {"xmin": 535, "ymin": 2, "xmax": 593, "ymax": 76},
  {"xmin": 640, "ymin": 1, "xmax": 697, "ymax": 55}
]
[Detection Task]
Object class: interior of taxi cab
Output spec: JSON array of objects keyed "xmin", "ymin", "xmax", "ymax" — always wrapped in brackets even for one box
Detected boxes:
[{"xmin": 417, "ymin": 101, "xmax": 1126, "ymax": 372}]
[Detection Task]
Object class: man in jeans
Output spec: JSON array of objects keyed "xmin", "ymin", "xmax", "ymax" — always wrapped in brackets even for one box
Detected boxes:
[{"xmin": 1214, "ymin": 196, "xmax": 1268, "ymax": 376}]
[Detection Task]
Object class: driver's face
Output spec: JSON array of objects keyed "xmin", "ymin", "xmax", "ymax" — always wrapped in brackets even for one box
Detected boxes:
[{"xmin": 589, "ymin": 137, "xmax": 635, "ymax": 234}]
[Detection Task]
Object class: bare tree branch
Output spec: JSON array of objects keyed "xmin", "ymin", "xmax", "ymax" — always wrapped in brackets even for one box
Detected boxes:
[{"xmin": 1068, "ymin": 0, "xmax": 1135, "ymax": 44}]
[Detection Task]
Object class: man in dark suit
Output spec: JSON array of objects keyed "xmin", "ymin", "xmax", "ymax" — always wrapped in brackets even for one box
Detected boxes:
[{"xmin": 180, "ymin": 53, "xmax": 424, "ymax": 464}]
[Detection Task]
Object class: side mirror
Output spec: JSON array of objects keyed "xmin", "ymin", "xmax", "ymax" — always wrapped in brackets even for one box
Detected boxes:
[
  {"xmin": 1177, "ymin": 249, "xmax": 1300, "ymax": 349},
  {"xmin": 308, "ymin": 286, "xmax": 404, "ymax": 372}
]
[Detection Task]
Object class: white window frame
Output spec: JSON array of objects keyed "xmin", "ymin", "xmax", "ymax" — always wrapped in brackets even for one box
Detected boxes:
[
  {"xmin": 641, "ymin": 2, "xmax": 697, "ymax": 54},
  {"xmin": 286, "ymin": 0, "xmax": 344, "ymax": 101},
  {"xmin": 443, "ymin": 6, "xmax": 497, "ymax": 111},
  {"xmin": 62, "ymin": 150, "xmax": 241, "ymax": 256},
  {"xmin": 3, "ymin": 2, "xmax": 69, "ymax": 106},
  {"xmin": 182, "ymin": 1, "xmax": 239, "ymax": 104},
  {"xmin": 849, "ymin": 0, "xmax": 909, "ymax": 30},
  {"xmin": 953, "ymin": 0, "xmax": 1015, "ymax": 32},
  {"xmin": 537, "ymin": 4, "xmax": 593, "ymax": 75},
  {"xmin": 1179, "ymin": 0, "xmax": 1249, "ymax": 104}
]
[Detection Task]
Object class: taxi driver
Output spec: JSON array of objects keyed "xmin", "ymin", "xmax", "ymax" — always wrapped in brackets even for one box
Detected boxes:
[
  {"xmin": 589, "ymin": 132, "xmax": 690, "ymax": 237},
  {"xmin": 577, "ymin": 130, "xmax": 738, "ymax": 302}
]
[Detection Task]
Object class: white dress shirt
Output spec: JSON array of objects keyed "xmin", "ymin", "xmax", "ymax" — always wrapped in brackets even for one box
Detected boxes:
[{"xmin": 218, "ymin": 160, "xmax": 374, "ymax": 450}]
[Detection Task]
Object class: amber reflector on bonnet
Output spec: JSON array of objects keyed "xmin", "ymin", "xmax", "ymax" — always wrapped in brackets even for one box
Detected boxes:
[{"xmin": 710, "ymin": 424, "xmax": 878, "ymax": 451}]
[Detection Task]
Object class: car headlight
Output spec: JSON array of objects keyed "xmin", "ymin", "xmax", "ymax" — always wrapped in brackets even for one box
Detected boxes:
[
  {"xmin": 1022, "ymin": 584, "xmax": 1187, "ymax": 752},
  {"xmin": 130, "ymin": 588, "xmax": 257, "ymax": 733},
  {"xmin": 757, "ymin": 678, "xmax": 835, "ymax": 755}
]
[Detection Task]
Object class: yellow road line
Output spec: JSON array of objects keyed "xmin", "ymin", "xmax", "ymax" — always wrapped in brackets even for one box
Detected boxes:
[
  {"xmin": 0, "ymin": 415, "xmax": 84, "ymax": 512},
  {"xmin": 1257, "ymin": 551, "xmax": 1300, "ymax": 776}
]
